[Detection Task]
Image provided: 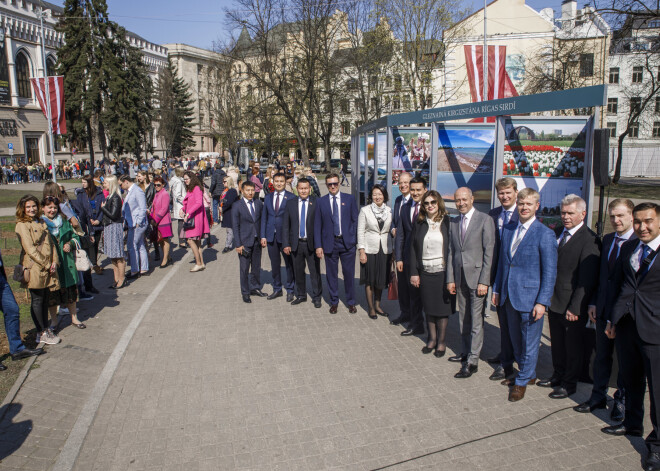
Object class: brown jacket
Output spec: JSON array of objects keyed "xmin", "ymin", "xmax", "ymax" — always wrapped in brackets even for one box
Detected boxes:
[{"xmin": 15, "ymin": 220, "xmax": 60, "ymax": 290}]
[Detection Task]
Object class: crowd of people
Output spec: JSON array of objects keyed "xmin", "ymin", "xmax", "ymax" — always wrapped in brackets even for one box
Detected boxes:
[{"xmin": 0, "ymin": 154, "xmax": 657, "ymax": 469}]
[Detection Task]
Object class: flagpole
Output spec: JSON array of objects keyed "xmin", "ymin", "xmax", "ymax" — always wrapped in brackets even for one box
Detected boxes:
[
  {"xmin": 483, "ymin": 0, "xmax": 488, "ymax": 105},
  {"xmin": 38, "ymin": 2, "xmax": 56, "ymax": 183}
]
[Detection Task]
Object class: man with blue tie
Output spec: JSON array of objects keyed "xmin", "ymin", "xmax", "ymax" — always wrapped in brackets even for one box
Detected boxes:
[
  {"xmin": 487, "ymin": 177, "xmax": 518, "ymax": 381},
  {"xmin": 493, "ymin": 188, "xmax": 557, "ymax": 402},
  {"xmin": 282, "ymin": 178, "xmax": 322, "ymax": 308},
  {"xmin": 233, "ymin": 181, "xmax": 266, "ymax": 303},
  {"xmin": 261, "ymin": 172, "xmax": 296, "ymax": 301},
  {"xmin": 602, "ymin": 203, "xmax": 660, "ymax": 471},
  {"xmin": 574, "ymin": 198, "xmax": 635, "ymax": 418},
  {"xmin": 314, "ymin": 173, "xmax": 359, "ymax": 313}
]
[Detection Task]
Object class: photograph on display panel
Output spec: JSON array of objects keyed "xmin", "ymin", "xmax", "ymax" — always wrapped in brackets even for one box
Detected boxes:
[
  {"xmin": 502, "ymin": 117, "xmax": 589, "ymax": 230},
  {"xmin": 391, "ymin": 127, "xmax": 431, "ymax": 179},
  {"xmin": 436, "ymin": 124, "xmax": 495, "ymax": 211}
]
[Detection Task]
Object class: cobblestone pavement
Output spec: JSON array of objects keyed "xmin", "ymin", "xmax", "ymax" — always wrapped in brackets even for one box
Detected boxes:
[{"xmin": 0, "ymin": 224, "xmax": 651, "ymax": 470}]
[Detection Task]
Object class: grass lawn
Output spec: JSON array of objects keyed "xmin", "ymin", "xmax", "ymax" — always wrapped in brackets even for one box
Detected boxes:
[
  {"xmin": 605, "ymin": 183, "xmax": 660, "ymax": 201},
  {"xmin": 0, "ymin": 189, "xmax": 39, "ymax": 209}
]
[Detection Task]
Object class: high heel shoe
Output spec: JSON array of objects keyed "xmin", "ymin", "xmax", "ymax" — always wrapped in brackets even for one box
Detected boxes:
[
  {"xmin": 434, "ymin": 349, "xmax": 446, "ymax": 358},
  {"xmin": 422, "ymin": 345, "xmax": 436, "ymax": 354},
  {"xmin": 71, "ymin": 322, "xmax": 86, "ymax": 329},
  {"xmin": 113, "ymin": 279, "xmax": 127, "ymax": 289},
  {"xmin": 368, "ymin": 311, "xmax": 378, "ymax": 320},
  {"xmin": 159, "ymin": 258, "xmax": 173, "ymax": 269}
]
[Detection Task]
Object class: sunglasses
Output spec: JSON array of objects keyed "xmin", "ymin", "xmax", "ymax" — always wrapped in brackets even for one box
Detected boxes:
[
  {"xmin": 44, "ymin": 196, "xmax": 60, "ymax": 205},
  {"xmin": 154, "ymin": 183, "xmax": 163, "ymax": 187},
  {"xmin": 327, "ymin": 182, "xmax": 339, "ymax": 187},
  {"xmin": 423, "ymin": 200, "xmax": 438, "ymax": 207}
]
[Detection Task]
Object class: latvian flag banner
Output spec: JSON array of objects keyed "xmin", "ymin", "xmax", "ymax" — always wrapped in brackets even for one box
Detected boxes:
[
  {"xmin": 464, "ymin": 45, "xmax": 518, "ymax": 123},
  {"xmin": 30, "ymin": 76, "xmax": 67, "ymax": 135}
]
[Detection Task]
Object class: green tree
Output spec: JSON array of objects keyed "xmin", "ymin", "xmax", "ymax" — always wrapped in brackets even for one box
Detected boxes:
[{"xmin": 156, "ymin": 58, "xmax": 195, "ymax": 158}]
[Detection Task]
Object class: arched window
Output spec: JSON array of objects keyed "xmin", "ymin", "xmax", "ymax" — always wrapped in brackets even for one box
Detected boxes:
[
  {"xmin": 46, "ymin": 56, "xmax": 57, "ymax": 77},
  {"xmin": 15, "ymin": 51, "xmax": 31, "ymax": 99}
]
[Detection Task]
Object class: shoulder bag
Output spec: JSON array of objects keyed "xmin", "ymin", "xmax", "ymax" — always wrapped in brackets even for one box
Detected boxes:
[{"xmin": 71, "ymin": 239, "xmax": 92, "ymax": 272}]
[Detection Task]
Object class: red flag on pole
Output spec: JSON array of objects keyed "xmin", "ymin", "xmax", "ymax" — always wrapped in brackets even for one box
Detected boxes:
[
  {"xmin": 464, "ymin": 45, "xmax": 518, "ymax": 123},
  {"xmin": 30, "ymin": 76, "xmax": 67, "ymax": 134}
]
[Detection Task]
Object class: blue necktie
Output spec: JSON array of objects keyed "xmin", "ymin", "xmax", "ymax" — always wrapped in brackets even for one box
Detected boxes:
[
  {"xmin": 638, "ymin": 244, "xmax": 652, "ymax": 275},
  {"xmin": 248, "ymin": 200, "xmax": 255, "ymax": 220},
  {"xmin": 332, "ymin": 196, "xmax": 340, "ymax": 236},
  {"xmin": 300, "ymin": 199, "xmax": 306, "ymax": 238}
]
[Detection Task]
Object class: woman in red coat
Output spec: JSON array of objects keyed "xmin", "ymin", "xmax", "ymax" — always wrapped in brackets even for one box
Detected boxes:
[
  {"xmin": 150, "ymin": 177, "xmax": 173, "ymax": 268},
  {"xmin": 180, "ymin": 171, "xmax": 210, "ymax": 272}
]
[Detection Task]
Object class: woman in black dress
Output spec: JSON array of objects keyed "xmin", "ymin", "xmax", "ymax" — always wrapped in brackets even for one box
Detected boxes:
[
  {"xmin": 410, "ymin": 190, "xmax": 454, "ymax": 356},
  {"xmin": 357, "ymin": 184, "xmax": 393, "ymax": 319}
]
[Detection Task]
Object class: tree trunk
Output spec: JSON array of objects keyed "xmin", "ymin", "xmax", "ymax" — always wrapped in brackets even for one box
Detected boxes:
[
  {"xmin": 324, "ymin": 141, "xmax": 331, "ymax": 173},
  {"xmin": 86, "ymin": 119, "xmax": 95, "ymax": 169}
]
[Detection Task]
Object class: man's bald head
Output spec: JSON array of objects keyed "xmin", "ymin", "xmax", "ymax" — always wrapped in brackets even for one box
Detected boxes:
[{"xmin": 454, "ymin": 187, "xmax": 474, "ymax": 215}]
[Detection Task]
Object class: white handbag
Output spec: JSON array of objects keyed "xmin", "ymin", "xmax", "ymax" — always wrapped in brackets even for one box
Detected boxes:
[{"xmin": 72, "ymin": 239, "xmax": 92, "ymax": 272}]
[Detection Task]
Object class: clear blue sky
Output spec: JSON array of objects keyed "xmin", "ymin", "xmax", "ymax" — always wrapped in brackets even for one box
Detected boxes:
[{"xmin": 54, "ymin": 0, "xmax": 566, "ymax": 50}]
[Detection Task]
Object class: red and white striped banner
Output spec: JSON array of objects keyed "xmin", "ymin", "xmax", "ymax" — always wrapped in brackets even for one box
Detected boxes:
[
  {"xmin": 30, "ymin": 76, "xmax": 67, "ymax": 135},
  {"xmin": 464, "ymin": 45, "xmax": 518, "ymax": 122}
]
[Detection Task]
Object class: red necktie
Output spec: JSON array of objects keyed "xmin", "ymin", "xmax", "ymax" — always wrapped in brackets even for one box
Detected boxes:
[
  {"xmin": 275, "ymin": 193, "xmax": 280, "ymax": 212},
  {"xmin": 412, "ymin": 202, "xmax": 419, "ymax": 221}
]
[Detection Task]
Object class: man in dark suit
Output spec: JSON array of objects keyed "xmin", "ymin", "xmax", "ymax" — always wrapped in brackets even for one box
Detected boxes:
[
  {"xmin": 261, "ymin": 172, "xmax": 296, "ymax": 301},
  {"xmin": 447, "ymin": 187, "xmax": 495, "ymax": 378},
  {"xmin": 574, "ymin": 198, "xmax": 635, "ymax": 417},
  {"xmin": 390, "ymin": 172, "xmax": 412, "ymax": 325},
  {"xmin": 392, "ymin": 176, "xmax": 426, "ymax": 335},
  {"xmin": 540, "ymin": 195, "xmax": 600, "ymax": 399},
  {"xmin": 314, "ymin": 173, "xmax": 359, "ymax": 313},
  {"xmin": 487, "ymin": 177, "xmax": 519, "ymax": 381},
  {"xmin": 208, "ymin": 163, "xmax": 226, "ymax": 223},
  {"xmin": 602, "ymin": 203, "xmax": 660, "ymax": 471},
  {"xmin": 493, "ymin": 188, "xmax": 557, "ymax": 402},
  {"xmin": 282, "ymin": 177, "xmax": 322, "ymax": 308},
  {"xmin": 232, "ymin": 181, "xmax": 266, "ymax": 303}
]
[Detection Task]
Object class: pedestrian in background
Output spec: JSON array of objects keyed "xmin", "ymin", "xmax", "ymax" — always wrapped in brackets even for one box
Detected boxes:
[
  {"xmin": 120, "ymin": 175, "xmax": 149, "ymax": 279},
  {"xmin": 220, "ymin": 176, "xmax": 239, "ymax": 254},
  {"xmin": 169, "ymin": 167, "xmax": 187, "ymax": 248},
  {"xmin": 100, "ymin": 176, "xmax": 126, "ymax": 289},
  {"xmin": 150, "ymin": 176, "xmax": 173, "ymax": 268},
  {"xmin": 181, "ymin": 171, "xmax": 209, "ymax": 272}
]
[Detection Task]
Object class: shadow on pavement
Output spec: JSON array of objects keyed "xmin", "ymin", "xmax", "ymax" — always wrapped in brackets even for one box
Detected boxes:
[{"xmin": 0, "ymin": 403, "xmax": 31, "ymax": 459}]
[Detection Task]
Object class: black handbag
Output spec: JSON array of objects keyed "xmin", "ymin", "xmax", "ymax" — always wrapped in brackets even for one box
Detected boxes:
[{"xmin": 183, "ymin": 217, "xmax": 195, "ymax": 230}]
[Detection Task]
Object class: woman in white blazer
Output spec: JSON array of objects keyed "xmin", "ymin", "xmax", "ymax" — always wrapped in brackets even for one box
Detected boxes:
[{"xmin": 357, "ymin": 184, "xmax": 393, "ymax": 319}]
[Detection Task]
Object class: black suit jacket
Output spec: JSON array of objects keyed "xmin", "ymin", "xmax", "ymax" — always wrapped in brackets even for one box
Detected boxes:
[
  {"xmin": 392, "ymin": 194, "xmax": 408, "ymax": 235},
  {"xmin": 549, "ymin": 224, "xmax": 601, "ymax": 317},
  {"xmin": 232, "ymin": 198, "xmax": 263, "ymax": 248},
  {"xmin": 611, "ymin": 239, "xmax": 660, "ymax": 344},
  {"xmin": 395, "ymin": 200, "xmax": 415, "ymax": 264},
  {"xmin": 590, "ymin": 232, "xmax": 637, "ymax": 321},
  {"xmin": 281, "ymin": 196, "xmax": 317, "ymax": 252}
]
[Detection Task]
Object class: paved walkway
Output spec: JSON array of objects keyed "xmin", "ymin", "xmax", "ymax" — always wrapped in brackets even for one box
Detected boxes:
[{"xmin": 0, "ymin": 223, "xmax": 651, "ymax": 470}]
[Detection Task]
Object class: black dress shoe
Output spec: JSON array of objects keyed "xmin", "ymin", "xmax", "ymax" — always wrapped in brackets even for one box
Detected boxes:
[
  {"xmin": 242, "ymin": 295, "xmax": 252, "ymax": 303},
  {"xmin": 313, "ymin": 300, "xmax": 322, "ymax": 308},
  {"xmin": 536, "ymin": 377, "xmax": 560, "ymax": 388},
  {"xmin": 455, "ymin": 364, "xmax": 478, "ymax": 379},
  {"xmin": 267, "ymin": 290, "xmax": 283, "ymax": 300},
  {"xmin": 0, "ymin": 362, "xmax": 6, "ymax": 371},
  {"xmin": 645, "ymin": 452, "xmax": 660, "ymax": 471},
  {"xmin": 401, "ymin": 327, "xmax": 424, "ymax": 336},
  {"xmin": 250, "ymin": 289, "xmax": 267, "ymax": 297},
  {"xmin": 421, "ymin": 345, "xmax": 435, "ymax": 354},
  {"xmin": 126, "ymin": 272, "xmax": 140, "ymax": 280},
  {"xmin": 222, "ymin": 247, "xmax": 232, "ymax": 254},
  {"xmin": 434, "ymin": 349, "xmax": 446, "ymax": 358},
  {"xmin": 389, "ymin": 316, "xmax": 408, "ymax": 326},
  {"xmin": 348, "ymin": 305, "xmax": 357, "ymax": 314},
  {"xmin": 601, "ymin": 424, "xmax": 643, "ymax": 437},
  {"xmin": 11, "ymin": 347, "xmax": 44, "ymax": 361},
  {"xmin": 611, "ymin": 401, "xmax": 625, "ymax": 422},
  {"xmin": 291, "ymin": 297, "xmax": 307, "ymax": 305},
  {"xmin": 448, "ymin": 354, "xmax": 467, "ymax": 363},
  {"xmin": 286, "ymin": 292, "xmax": 295, "ymax": 302},
  {"xmin": 329, "ymin": 305, "xmax": 338, "ymax": 314},
  {"xmin": 573, "ymin": 400, "xmax": 607, "ymax": 413},
  {"xmin": 549, "ymin": 387, "xmax": 576, "ymax": 399},
  {"xmin": 489, "ymin": 366, "xmax": 506, "ymax": 381}
]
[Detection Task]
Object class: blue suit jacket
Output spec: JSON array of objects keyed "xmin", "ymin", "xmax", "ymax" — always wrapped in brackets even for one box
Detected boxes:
[
  {"xmin": 232, "ymin": 198, "xmax": 263, "ymax": 248},
  {"xmin": 314, "ymin": 192, "xmax": 358, "ymax": 253},
  {"xmin": 493, "ymin": 219, "xmax": 557, "ymax": 313},
  {"xmin": 394, "ymin": 199, "xmax": 415, "ymax": 263},
  {"xmin": 261, "ymin": 190, "xmax": 295, "ymax": 243}
]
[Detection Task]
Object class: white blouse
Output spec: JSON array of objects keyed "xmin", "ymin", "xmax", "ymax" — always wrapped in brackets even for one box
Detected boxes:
[{"xmin": 422, "ymin": 218, "xmax": 445, "ymax": 273}]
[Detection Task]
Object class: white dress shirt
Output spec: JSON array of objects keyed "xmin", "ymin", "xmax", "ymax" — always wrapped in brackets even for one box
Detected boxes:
[
  {"xmin": 510, "ymin": 216, "xmax": 536, "ymax": 254},
  {"xmin": 460, "ymin": 206, "xmax": 476, "ymax": 234},
  {"xmin": 272, "ymin": 191, "xmax": 284, "ymax": 210}
]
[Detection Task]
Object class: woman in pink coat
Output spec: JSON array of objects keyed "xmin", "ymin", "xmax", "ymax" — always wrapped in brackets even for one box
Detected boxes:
[
  {"xmin": 180, "ymin": 171, "xmax": 210, "ymax": 272},
  {"xmin": 150, "ymin": 176, "xmax": 173, "ymax": 268}
]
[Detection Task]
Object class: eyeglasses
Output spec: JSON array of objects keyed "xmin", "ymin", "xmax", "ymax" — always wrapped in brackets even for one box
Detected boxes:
[
  {"xmin": 154, "ymin": 184, "xmax": 163, "ymax": 188},
  {"xmin": 327, "ymin": 182, "xmax": 339, "ymax": 187},
  {"xmin": 423, "ymin": 201, "xmax": 438, "ymax": 207}
]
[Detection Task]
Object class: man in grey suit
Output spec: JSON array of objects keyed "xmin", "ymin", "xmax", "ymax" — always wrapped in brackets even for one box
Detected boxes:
[{"xmin": 447, "ymin": 187, "xmax": 496, "ymax": 378}]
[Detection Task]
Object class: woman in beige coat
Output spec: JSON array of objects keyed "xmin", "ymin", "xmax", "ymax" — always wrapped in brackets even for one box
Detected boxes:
[{"xmin": 15, "ymin": 195, "xmax": 60, "ymax": 345}]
